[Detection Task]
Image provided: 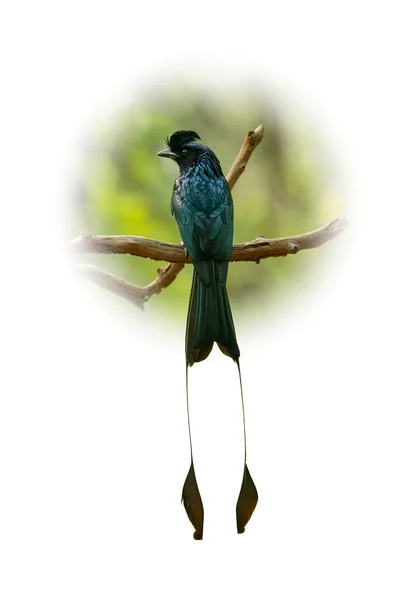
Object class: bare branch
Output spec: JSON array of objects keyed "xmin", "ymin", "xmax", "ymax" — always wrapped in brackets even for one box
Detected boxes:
[
  {"xmin": 143, "ymin": 262, "xmax": 185, "ymax": 297},
  {"xmin": 69, "ymin": 217, "xmax": 346, "ymax": 263},
  {"xmin": 231, "ymin": 217, "xmax": 346, "ymax": 262},
  {"xmin": 77, "ymin": 262, "xmax": 185, "ymax": 309},
  {"xmin": 225, "ymin": 125, "xmax": 265, "ymax": 189}
]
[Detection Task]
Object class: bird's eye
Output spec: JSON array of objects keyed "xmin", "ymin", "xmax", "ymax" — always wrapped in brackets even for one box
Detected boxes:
[{"xmin": 181, "ymin": 149, "xmax": 188, "ymax": 156}]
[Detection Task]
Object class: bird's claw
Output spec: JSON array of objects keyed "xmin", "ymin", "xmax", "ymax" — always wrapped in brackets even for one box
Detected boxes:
[{"xmin": 180, "ymin": 241, "xmax": 189, "ymax": 260}]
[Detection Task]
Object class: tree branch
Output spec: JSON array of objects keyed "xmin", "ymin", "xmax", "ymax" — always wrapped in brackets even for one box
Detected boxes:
[
  {"xmin": 225, "ymin": 125, "xmax": 264, "ymax": 189},
  {"xmin": 69, "ymin": 217, "xmax": 346, "ymax": 263},
  {"xmin": 76, "ymin": 262, "xmax": 185, "ymax": 310}
]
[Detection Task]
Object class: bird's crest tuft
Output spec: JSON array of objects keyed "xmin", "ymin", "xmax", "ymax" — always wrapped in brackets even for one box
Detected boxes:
[{"xmin": 167, "ymin": 130, "xmax": 201, "ymax": 151}]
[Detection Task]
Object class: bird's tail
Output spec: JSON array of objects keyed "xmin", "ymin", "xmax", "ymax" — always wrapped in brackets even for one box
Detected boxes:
[
  {"xmin": 185, "ymin": 260, "xmax": 240, "ymax": 366},
  {"xmin": 182, "ymin": 261, "xmax": 258, "ymax": 539}
]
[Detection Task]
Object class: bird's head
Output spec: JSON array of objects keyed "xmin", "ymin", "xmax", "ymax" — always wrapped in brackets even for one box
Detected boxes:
[{"xmin": 157, "ymin": 130, "xmax": 202, "ymax": 170}]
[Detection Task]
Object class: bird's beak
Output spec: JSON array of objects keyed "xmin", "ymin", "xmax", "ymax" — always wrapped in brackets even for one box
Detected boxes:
[{"xmin": 157, "ymin": 149, "xmax": 180, "ymax": 160}]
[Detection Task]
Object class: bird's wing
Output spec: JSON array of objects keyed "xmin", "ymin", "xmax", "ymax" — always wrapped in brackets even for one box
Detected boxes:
[{"xmin": 172, "ymin": 176, "xmax": 233, "ymax": 285}]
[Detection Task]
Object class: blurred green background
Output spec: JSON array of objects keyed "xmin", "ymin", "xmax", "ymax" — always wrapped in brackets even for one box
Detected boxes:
[{"xmin": 72, "ymin": 84, "xmax": 340, "ymax": 320}]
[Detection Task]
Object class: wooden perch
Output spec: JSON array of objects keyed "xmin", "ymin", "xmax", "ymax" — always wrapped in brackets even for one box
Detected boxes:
[
  {"xmin": 69, "ymin": 124, "xmax": 345, "ymax": 307},
  {"xmin": 225, "ymin": 125, "xmax": 264, "ymax": 188},
  {"xmin": 69, "ymin": 217, "xmax": 345, "ymax": 263},
  {"xmin": 76, "ymin": 262, "xmax": 184, "ymax": 310}
]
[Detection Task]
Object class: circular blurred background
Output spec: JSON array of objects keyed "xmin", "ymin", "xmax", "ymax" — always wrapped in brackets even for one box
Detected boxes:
[{"xmin": 71, "ymin": 82, "xmax": 341, "ymax": 320}]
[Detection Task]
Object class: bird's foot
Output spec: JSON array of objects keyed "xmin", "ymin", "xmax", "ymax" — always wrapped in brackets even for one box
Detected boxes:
[{"xmin": 180, "ymin": 241, "xmax": 189, "ymax": 261}]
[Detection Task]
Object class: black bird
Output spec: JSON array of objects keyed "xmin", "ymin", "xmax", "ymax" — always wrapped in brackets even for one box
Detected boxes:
[{"xmin": 158, "ymin": 131, "xmax": 258, "ymax": 539}]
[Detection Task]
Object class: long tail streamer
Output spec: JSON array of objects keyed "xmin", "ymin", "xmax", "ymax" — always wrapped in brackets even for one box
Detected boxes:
[
  {"xmin": 181, "ymin": 365, "xmax": 204, "ymax": 540},
  {"xmin": 235, "ymin": 359, "xmax": 258, "ymax": 534},
  {"xmin": 181, "ymin": 360, "xmax": 258, "ymax": 539}
]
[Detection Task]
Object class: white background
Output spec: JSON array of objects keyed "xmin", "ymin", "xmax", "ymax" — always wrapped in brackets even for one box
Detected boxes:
[{"xmin": 1, "ymin": 1, "xmax": 399, "ymax": 598}]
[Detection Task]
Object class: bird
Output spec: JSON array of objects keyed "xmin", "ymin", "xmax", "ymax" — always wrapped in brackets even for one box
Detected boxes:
[
  {"xmin": 157, "ymin": 130, "xmax": 257, "ymax": 539},
  {"xmin": 158, "ymin": 130, "xmax": 239, "ymax": 365}
]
